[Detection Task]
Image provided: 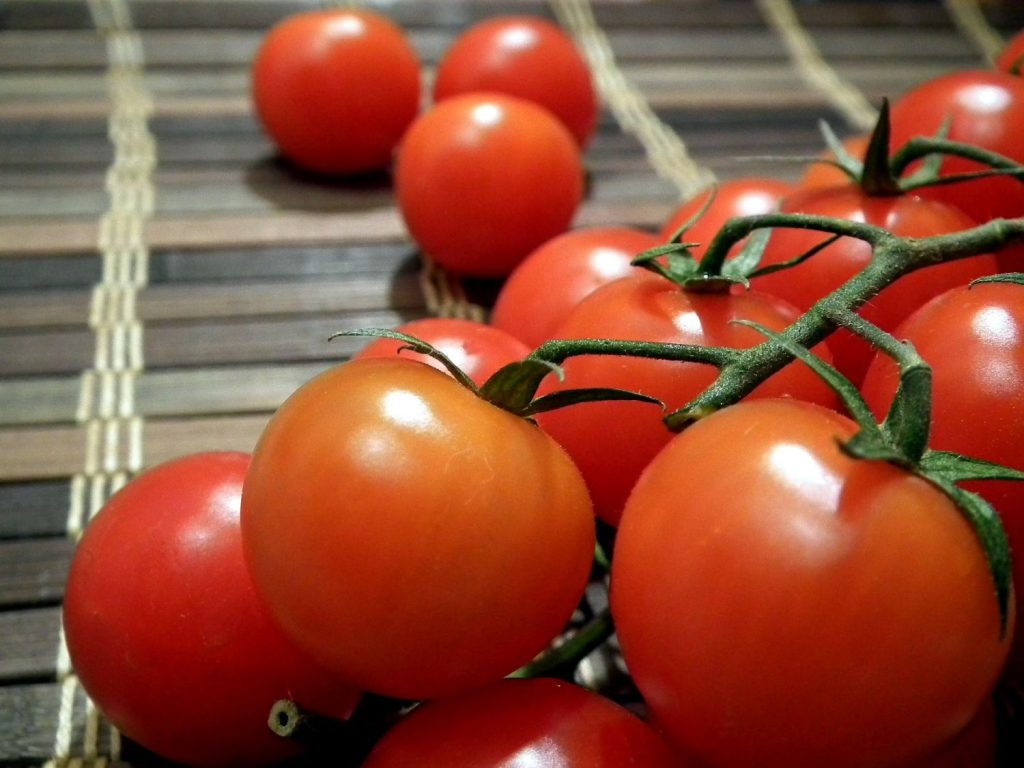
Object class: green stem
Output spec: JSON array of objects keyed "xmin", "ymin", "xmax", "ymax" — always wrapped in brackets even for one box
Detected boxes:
[
  {"xmin": 530, "ymin": 337, "xmax": 739, "ymax": 368},
  {"xmin": 509, "ymin": 609, "xmax": 614, "ymax": 681},
  {"xmin": 890, "ymin": 136, "xmax": 1024, "ymax": 179}
]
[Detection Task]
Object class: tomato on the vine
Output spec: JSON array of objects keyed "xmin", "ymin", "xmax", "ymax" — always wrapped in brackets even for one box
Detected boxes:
[
  {"xmin": 395, "ymin": 93, "xmax": 584, "ymax": 277},
  {"xmin": 353, "ymin": 317, "xmax": 531, "ymax": 385},
  {"xmin": 798, "ymin": 134, "xmax": 868, "ymax": 191},
  {"xmin": 997, "ymin": 30, "xmax": 1024, "ymax": 75},
  {"xmin": 536, "ymin": 273, "xmax": 839, "ymax": 526},
  {"xmin": 862, "ymin": 279, "xmax": 1024, "ymax": 683},
  {"xmin": 241, "ymin": 358, "xmax": 595, "ymax": 700},
  {"xmin": 612, "ymin": 399, "xmax": 1011, "ymax": 767},
  {"xmin": 63, "ymin": 453, "xmax": 360, "ymax": 768},
  {"xmin": 751, "ymin": 184, "xmax": 997, "ymax": 384},
  {"xmin": 434, "ymin": 16, "xmax": 598, "ymax": 147},
  {"xmin": 490, "ymin": 226, "xmax": 659, "ymax": 348},
  {"xmin": 251, "ymin": 9, "xmax": 420, "ymax": 175},
  {"xmin": 362, "ymin": 678, "xmax": 685, "ymax": 767}
]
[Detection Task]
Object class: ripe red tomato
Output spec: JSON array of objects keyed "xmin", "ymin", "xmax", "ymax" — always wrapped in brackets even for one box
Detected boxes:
[
  {"xmin": 241, "ymin": 358, "xmax": 595, "ymax": 700},
  {"xmin": 362, "ymin": 678, "xmax": 685, "ymax": 767},
  {"xmin": 658, "ymin": 177, "xmax": 793, "ymax": 258},
  {"xmin": 798, "ymin": 134, "xmax": 869, "ymax": 191},
  {"xmin": 535, "ymin": 273, "xmax": 839, "ymax": 526},
  {"xmin": 252, "ymin": 9, "xmax": 420, "ymax": 175},
  {"xmin": 997, "ymin": 30, "xmax": 1024, "ymax": 75},
  {"xmin": 861, "ymin": 280, "xmax": 1024, "ymax": 682},
  {"xmin": 353, "ymin": 317, "xmax": 531, "ymax": 385},
  {"xmin": 395, "ymin": 93, "xmax": 584, "ymax": 277},
  {"xmin": 612, "ymin": 399, "xmax": 1011, "ymax": 767},
  {"xmin": 63, "ymin": 452, "xmax": 360, "ymax": 768},
  {"xmin": 889, "ymin": 71, "xmax": 1024, "ymax": 228},
  {"xmin": 490, "ymin": 227, "xmax": 659, "ymax": 348},
  {"xmin": 751, "ymin": 184, "xmax": 997, "ymax": 384},
  {"xmin": 434, "ymin": 16, "xmax": 598, "ymax": 147}
]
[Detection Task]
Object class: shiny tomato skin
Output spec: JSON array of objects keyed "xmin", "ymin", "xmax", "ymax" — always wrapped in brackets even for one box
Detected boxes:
[
  {"xmin": 241, "ymin": 359, "xmax": 595, "ymax": 700},
  {"xmin": 362, "ymin": 678, "xmax": 685, "ymax": 767},
  {"xmin": 395, "ymin": 93, "xmax": 584, "ymax": 277},
  {"xmin": 612, "ymin": 399, "xmax": 1011, "ymax": 768},
  {"xmin": 434, "ymin": 16, "xmax": 598, "ymax": 147},
  {"xmin": 889, "ymin": 71, "xmax": 1024, "ymax": 229},
  {"xmin": 63, "ymin": 452, "xmax": 360, "ymax": 768},
  {"xmin": 658, "ymin": 177, "xmax": 793, "ymax": 259},
  {"xmin": 861, "ymin": 281, "xmax": 1024, "ymax": 682},
  {"xmin": 535, "ymin": 274, "xmax": 839, "ymax": 526},
  {"xmin": 353, "ymin": 317, "xmax": 531, "ymax": 385},
  {"xmin": 251, "ymin": 9, "xmax": 420, "ymax": 175},
  {"xmin": 998, "ymin": 31, "xmax": 1024, "ymax": 75},
  {"xmin": 491, "ymin": 227, "xmax": 659, "ymax": 348},
  {"xmin": 751, "ymin": 185, "xmax": 997, "ymax": 384}
]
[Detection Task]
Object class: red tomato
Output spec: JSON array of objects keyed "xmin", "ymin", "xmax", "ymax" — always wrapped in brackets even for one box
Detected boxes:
[
  {"xmin": 362, "ymin": 678, "xmax": 685, "ymax": 767},
  {"xmin": 63, "ymin": 453, "xmax": 360, "ymax": 768},
  {"xmin": 997, "ymin": 30, "xmax": 1024, "ymax": 75},
  {"xmin": 905, "ymin": 698, "xmax": 996, "ymax": 768},
  {"xmin": 751, "ymin": 185, "xmax": 997, "ymax": 384},
  {"xmin": 889, "ymin": 71, "xmax": 1024, "ymax": 230},
  {"xmin": 490, "ymin": 227, "xmax": 659, "ymax": 348},
  {"xmin": 535, "ymin": 274, "xmax": 839, "ymax": 526},
  {"xmin": 612, "ymin": 399, "xmax": 1011, "ymax": 768},
  {"xmin": 798, "ymin": 134, "xmax": 869, "ymax": 191},
  {"xmin": 658, "ymin": 177, "xmax": 793, "ymax": 259},
  {"xmin": 861, "ymin": 280, "xmax": 1024, "ymax": 682},
  {"xmin": 252, "ymin": 9, "xmax": 420, "ymax": 175},
  {"xmin": 395, "ymin": 93, "xmax": 584, "ymax": 277},
  {"xmin": 353, "ymin": 317, "xmax": 531, "ymax": 385},
  {"xmin": 241, "ymin": 359, "xmax": 595, "ymax": 699},
  {"xmin": 434, "ymin": 16, "xmax": 598, "ymax": 147}
]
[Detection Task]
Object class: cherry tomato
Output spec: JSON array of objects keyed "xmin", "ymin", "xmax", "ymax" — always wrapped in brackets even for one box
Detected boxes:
[
  {"xmin": 395, "ymin": 93, "xmax": 584, "ymax": 277},
  {"xmin": 798, "ymin": 134, "xmax": 869, "ymax": 191},
  {"xmin": 997, "ymin": 30, "xmax": 1024, "ymax": 75},
  {"xmin": 63, "ymin": 453, "xmax": 360, "ymax": 768},
  {"xmin": 252, "ymin": 9, "xmax": 420, "ymax": 175},
  {"xmin": 434, "ymin": 16, "xmax": 598, "ymax": 147},
  {"xmin": 535, "ymin": 273, "xmax": 839, "ymax": 526},
  {"xmin": 861, "ymin": 280, "xmax": 1024, "ymax": 683},
  {"xmin": 241, "ymin": 359, "xmax": 595, "ymax": 699},
  {"xmin": 888, "ymin": 71, "xmax": 1024, "ymax": 229},
  {"xmin": 658, "ymin": 177, "xmax": 793, "ymax": 260},
  {"xmin": 612, "ymin": 399, "xmax": 1011, "ymax": 767},
  {"xmin": 353, "ymin": 317, "xmax": 531, "ymax": 385},
  {"xmin": 362, "ymin": 678, "xmax": 685, "ymax": 767},
  {"xmin": 905, "ymin": 698, "xmax": 996, "ymax": 768},
  {"xmin": 751, "ymin": 184, "xmax": 997, "ymax": 384},
  {"xmin": 490, "ymin": 227, "xmax": 659, "ymax": 348}
]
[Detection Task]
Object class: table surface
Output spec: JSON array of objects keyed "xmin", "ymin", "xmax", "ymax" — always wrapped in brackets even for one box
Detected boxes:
[{"xmin": 2, "ymin": 0, "xmax": 1022, "ymax": 765}]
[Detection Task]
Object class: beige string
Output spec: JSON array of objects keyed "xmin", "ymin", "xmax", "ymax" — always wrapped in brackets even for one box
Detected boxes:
[
  {"xmin": 757, "ymin": 0, "xmax": 878, "ymax": 132},
  {"xmin": 48, "ymin": 0, "xmax": 154, "ymax": 764},
  {"xmin": 944, "ymin": 0, "xmax": 1005, "ymax": 64}
]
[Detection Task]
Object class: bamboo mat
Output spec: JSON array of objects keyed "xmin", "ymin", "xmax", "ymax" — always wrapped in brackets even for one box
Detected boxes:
[{"xmin": 1, "ymin": 0, "xmax": 1022, "ymax": 765}]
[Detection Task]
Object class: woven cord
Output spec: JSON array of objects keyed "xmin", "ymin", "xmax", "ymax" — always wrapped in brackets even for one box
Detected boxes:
[
  {"xmin": 944, "ymin": 0, "xmax": 1005, "ymax": 64},
  {"xmin": 48, "ymin": 0, "xmax": 154, "ymax": 765}
]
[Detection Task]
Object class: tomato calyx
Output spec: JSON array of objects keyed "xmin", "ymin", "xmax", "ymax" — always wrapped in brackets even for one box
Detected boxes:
[{"xmin": 510, "ymin": 607, "xmax": 613, "ymax": 682}]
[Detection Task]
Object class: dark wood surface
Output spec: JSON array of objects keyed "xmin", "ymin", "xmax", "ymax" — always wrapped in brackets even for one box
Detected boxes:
[{"xmin": 1, "ymin": 0, "xmax": 1021, "ymax": 765}]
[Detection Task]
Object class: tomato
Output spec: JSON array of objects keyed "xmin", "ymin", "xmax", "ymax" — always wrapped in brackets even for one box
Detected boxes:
[
  {"xmin": 252, "ymin": 9, "xmax": 420, "ymax": 175},
  {"xmin": 535, "ymin": 273, "xmax": 839, "ymax": 526},
  {"xmin": 888, "ymin": 71, "xmax": 1024, "ymax": 231},
  {"xmin": 490, "ymin": 227, "xmax": 659, "ymax": 348},
  {"xmin": 434, "ymin": 16, "xmax": 598, "ymax": 147},
  {"xmin": 353, "ymin": 317, "xmax": 531, "ymax": 385},
  {"xmin": 751, "ymin": 184, "xmax": 997, "ymax": 384},
  {"xmin": 362, "ymin": 678, "xmax": 685, "ymax": 767},
  {"xmin": 905, "ymin": 699, "xmax": 996, "ymax": 768},
  {"xmin": 861, "ymin": 280, "xmax": 1024, "ymax": 683},
  {"xmin": 658, "ymin": 177, "xmax": 793, "ymax": 259},
  {"xmin": 798, "ymin": 134, "xmax": 869, "ymax": 191},
  {"xmin": 395, "ymin": 93, "xmax": 584, "ymax": 277},
  {"xmin": 612, "ymin": 399, "xmax": 1011, "ymax": 768},
  {"xmin": 62, "ymin": 453, "xmax": 360, "ymax": 768},
  {"xmin": 241, "ymin": 359, "xmax": 595, "ymax": 699},
  {"xmin": 997, "ymin": 30, "xmax": 1024, "ymax": 75}
]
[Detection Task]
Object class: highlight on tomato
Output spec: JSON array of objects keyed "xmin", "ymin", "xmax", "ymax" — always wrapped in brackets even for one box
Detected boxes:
[
  {"xmin": 433, "ymin": 15, "xmax": 598, "ymax": 147},
  {"xmin": 611, "ymin": 399, "xmax": 1012, "ymax": 767},
  {"xmin": 240, "ymin": 357, "xmax": 596, "ymax": 700},
  {"xmin": 251, "ymin": 8, "xmax": 420, "ymax": 175},
  {"xmin": 395, "ymin": 92, "xmax": 584, "ymax": 278},
  {"xmin": 490, "ymin": 226, "xmax": 659, "ymax": 348},
  {"xmin": 63, "ymin": 452, "xmax": 360, "ymax": 768}
]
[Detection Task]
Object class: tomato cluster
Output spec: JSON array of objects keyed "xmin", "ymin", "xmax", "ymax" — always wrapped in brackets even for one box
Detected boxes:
[{"xmin": 63, "ymin": 8, "xmax": 1024, "ymax": 768}]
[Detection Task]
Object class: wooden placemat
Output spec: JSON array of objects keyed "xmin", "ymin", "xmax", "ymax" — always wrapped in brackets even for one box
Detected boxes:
[{"xmin": 1, "ymin": 0, "xmax": 1021, "ymax": 765}]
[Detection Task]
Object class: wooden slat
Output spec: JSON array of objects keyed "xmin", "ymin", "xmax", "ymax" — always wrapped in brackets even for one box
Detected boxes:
[
  {"xmin": 0, "ymin": 606, "xmax": 61, "ymax": 681},
  {"xmin": 0, "ymin": 537, "xmax": 73, "ymax": 607},
  {"xmin": 0, "ymin": 684, "xmax": 62, "ymax": 762},
  {"xmin": 0, "ymin": 481, "xmax": 70, "ymax": 538}
]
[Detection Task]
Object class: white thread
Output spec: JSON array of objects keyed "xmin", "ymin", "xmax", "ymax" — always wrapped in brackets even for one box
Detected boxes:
[{"xmin": 944, "ymin": 0, "xmax": 1005, "ymax": 64}]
